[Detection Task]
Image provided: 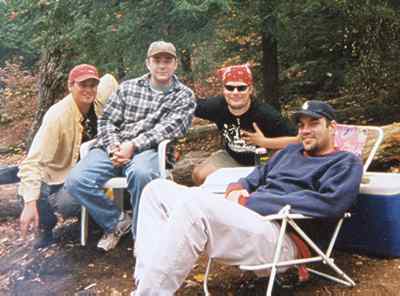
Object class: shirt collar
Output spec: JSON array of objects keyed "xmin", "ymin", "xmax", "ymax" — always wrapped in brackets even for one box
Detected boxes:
[
  {"xmin": 68, "ymin": 94, "xmax": 85, "ymax": 123},
  {"xmin": 138, "ymin": 73, "xmax": 182, "ymax": 92}
]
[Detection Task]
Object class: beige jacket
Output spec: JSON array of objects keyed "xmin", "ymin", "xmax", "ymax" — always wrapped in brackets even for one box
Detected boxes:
[{"xmin": 18, "ymin": 74, "xmax": 118, "ymax": 202}]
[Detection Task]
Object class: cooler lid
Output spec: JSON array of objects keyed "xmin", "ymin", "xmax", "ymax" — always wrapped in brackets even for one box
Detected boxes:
[{"xmin": 360, "ymin": 172, "xmax": 400, "ymax": 195}]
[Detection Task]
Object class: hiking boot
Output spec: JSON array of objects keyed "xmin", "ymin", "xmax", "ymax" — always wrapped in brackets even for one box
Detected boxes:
[
  {"xmin": 34, "ymin": 229, "xmax": 57, "ymax": 249},
  {"xmin": 97, "ymin": 212, "xmax": 131, "ymax": 251}
]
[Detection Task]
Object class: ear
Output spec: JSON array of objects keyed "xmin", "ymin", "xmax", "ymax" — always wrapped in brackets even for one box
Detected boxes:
[
  {"xmin": 329, "ymin": 120, "xmax": 337, "ymax": 135},
  {"xmin": 68, "ymin": 81, "xmax": 73, "ymax": 92},
  {"xmin": 145, "ymin": 58, "xmax": 151, "ymax": 71}
]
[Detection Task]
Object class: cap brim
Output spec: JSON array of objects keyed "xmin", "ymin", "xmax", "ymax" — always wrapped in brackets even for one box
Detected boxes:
[
  {"xmin": 148, "ymin": 51, "xmax": 176, "ymax": 58},
  {"xmin": 74, "ymin": 74, "xmax": 100, "ymax": 82},
  {"xmin": 292, "ymin": 110, "xmax": 323, "ymax": 123}
]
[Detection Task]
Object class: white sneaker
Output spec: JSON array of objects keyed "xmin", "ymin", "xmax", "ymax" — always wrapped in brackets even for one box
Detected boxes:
[{"xmin": 97, "ymin": 212, "xmax": 131, "ymax": 251}]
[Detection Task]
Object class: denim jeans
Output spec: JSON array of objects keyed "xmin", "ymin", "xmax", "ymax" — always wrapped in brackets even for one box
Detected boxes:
[
  {"xmin": 65, "ymin": 148, "xmax": 160, "ymax": 238},
  {"xmin": 19, "ymin": 183, "xmax": 81, "ymax": 231},
  {"xmin": 0, "ymin": 165, "xmax": 20, "ymax": 185}
]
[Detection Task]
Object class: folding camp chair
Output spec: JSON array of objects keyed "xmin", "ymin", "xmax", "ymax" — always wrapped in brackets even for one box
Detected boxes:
[
  {"xmin": 79, "ymin": 139, "xmax": 174, "ymax": 246},
  {"xmin": 202, "ymin": 124, "xmax": 384, "ymax": 296}
]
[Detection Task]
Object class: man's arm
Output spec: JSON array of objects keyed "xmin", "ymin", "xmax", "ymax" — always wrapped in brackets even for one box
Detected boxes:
[
  {"xmin": 234, "ymin": 148, "xmax": 285, "ymax": 193},
  {"xmin": 97, "ymin": 86, "xmax": 125, "ymax": 152},
  {"xmin": 18, "ymin": 118, "xmax": 61, "ymax": 202},
  {"xmin": 194, "ymin": 96, "xmax": 223, "ymax": 122},
  {"xmin": 245, "ymin": 156, "xmax": 363, "ymax": 218},
  {"xmin": 130, "ymin": 90, "xmax": 196, "ymax": 152},
  {"xmin": 242, "ymin": 122, "xmax": 299, "ymax": 149},
  {"xmin": 18, "ymin": 116, "xmax": 61, "ymax": 237}
]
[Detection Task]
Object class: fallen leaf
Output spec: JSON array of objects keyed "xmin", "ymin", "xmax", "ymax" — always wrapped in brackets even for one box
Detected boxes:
[{"xmin": 193, "ymin": 273, "xmax": 205, "ymax": 282}]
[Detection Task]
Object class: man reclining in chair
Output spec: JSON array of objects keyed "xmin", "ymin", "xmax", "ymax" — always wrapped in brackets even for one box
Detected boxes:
[{"xmin": 131, "ymin": 100, "xmax": 363, "ymax": 295}]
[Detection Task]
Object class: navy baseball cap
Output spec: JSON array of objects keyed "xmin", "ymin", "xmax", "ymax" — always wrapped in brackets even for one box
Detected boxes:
[{"xmin": 292, "ymin": 100, "xmax": 336, "ymax": 123}]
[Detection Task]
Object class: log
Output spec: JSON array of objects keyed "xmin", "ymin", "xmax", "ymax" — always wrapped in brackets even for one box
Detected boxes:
[{"xmin": 185, "ymin": 123, "xmax": 218, "ymax": 141}]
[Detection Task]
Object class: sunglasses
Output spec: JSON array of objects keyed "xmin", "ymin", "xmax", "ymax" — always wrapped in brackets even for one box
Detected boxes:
[{"xmin": 224, "ymin": 85, "xmax": 249, "ymax": 92}]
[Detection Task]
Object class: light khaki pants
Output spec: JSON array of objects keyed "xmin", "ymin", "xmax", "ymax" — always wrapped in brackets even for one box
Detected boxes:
[{"xmin": 134, "ymin": 179, "xmax": 297, "ymax": 296}]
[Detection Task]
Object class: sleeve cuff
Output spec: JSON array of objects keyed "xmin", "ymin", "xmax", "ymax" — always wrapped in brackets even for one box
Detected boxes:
[{"xmin": 18, "ymin": 186, "xmax": 40, "ymax": 203}]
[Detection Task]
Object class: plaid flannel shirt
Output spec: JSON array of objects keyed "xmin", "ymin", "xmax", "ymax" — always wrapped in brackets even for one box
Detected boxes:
[{"xmin": 97, "ymin": 73, "xmax": 196, "ymax": 153}]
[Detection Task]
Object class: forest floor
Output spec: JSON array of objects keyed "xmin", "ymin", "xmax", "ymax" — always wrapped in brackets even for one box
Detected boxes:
[{"xmin": 1, "ymin": 75, "xmax": 400, "ymax": 296}]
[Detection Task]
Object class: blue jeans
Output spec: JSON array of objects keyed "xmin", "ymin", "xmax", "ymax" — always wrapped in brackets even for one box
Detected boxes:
[
  {"xmin": 19, "ymin": 183, "xmax": 81, "ymax": 231},
  {"xmin": 65, "ymin": 148, "xmax": 160, "ymax": 238},
  {"xmin": 0, "ymin": 165, "xmax": 20, "ymax": 185}
]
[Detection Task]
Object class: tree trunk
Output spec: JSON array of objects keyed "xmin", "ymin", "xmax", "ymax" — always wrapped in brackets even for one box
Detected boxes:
[
  {"xmin": 25, "ymin": 50, "xmax": 68, "ymax": 149},
  {"xmin": 261, "ymin": 30, "xmax": 280, "ymax": 110},
  {"xmin": 180, "ymin": 48, "xmax": 194, "ymax": 86}
]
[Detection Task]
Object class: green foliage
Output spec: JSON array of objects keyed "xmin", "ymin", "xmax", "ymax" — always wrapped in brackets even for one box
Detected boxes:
[
  {"xmin": 340, "ymin": 0, "xmax": 400, "ymax": 98},
  {"xmin": 1, "ymin": 0, "xmax": 400, "ymax": 123},
  {"xmin": 0, "ymin": 0, "xmax": 228, "ymax": 79}
]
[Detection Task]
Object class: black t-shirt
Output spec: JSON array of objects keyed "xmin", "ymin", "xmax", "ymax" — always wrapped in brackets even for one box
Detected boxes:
[
  {"xmin": 81, "ymin": 104, "xmax": 98, "ymax": 143},
  {"xmin": 195, "ymin": 96, "xmax": 296, "ymax": 165}
]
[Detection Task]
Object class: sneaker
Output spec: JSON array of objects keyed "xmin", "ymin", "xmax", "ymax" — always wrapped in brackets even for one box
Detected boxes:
[
  {"xmin": 34, "ymin": 229, "xmax": 57, "ymax": 249},
  {"xmin": 97, "ymin": 212, "xmax": 131, "ymax": 251}
]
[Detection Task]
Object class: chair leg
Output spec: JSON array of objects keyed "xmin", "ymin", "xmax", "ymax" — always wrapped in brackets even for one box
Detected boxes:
[
  {"xmin": 113, "ymin": 188, "xmax": 124, "ymax": 210},
  {"xmin": 203, "ymin": 258, "xmax": 212, "ymax": 296},
  {"xmin": 81, "ymin": 206, "xmax": 88, "ymax": 246},
  {"xmin": 266, "ymin": 210, "xmax": 290, "ymax": 296}
]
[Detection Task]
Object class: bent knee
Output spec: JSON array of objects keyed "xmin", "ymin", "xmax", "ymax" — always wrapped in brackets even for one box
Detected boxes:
[
  {"xmin": 55, "ymin": 190, "xmax": 80, "ymax": 218},
  {"xmin": 192, "ymin": 164, "xmax": 214, "ymax": 186},
  {"xmin": 64, "ymin": 169, "xmax": 100, "ymax": 193},
  {"xmin": 129, "ymin": 166, "xmax": 159, "ymax": 182}
]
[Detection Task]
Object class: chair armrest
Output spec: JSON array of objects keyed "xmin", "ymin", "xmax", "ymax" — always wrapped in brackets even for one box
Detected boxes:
[
  {"xmin": 158, "ymin": 139, "xmax": 172, "ymax": 179},
  {"xmin": 261, "ymin": 205, "xmax": 351, "ymax": 221}
]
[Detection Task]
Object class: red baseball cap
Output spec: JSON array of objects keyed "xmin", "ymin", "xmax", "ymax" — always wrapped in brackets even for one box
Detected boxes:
[{"xmin": 68, "ymin": 64, "xmax": 100, "ymax": 84}]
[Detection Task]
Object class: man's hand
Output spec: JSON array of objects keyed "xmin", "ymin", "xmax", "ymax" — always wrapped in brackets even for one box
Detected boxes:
[
  {"xmin": 224, "ymin": 182, "xmax": 245, "ymax": 197},
  {"xmin": 20, "ymin": 200, "xmax": 39, "ymax": 239},
  {"xmin": 226, "ymin": 189, "xmax": 250, "ymax": 205},
  {"xmin": 110, "ymin": 142, "xmax": 135, "ymax": 167},
  {"xmin": 241, "ymin": 122, "xmax": 266, "ymax": 147}
]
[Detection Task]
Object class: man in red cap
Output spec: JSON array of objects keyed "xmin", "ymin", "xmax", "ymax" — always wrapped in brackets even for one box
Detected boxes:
[
  {"xmin": 17, "ymin": 64, "xmax": 118, "ymax": 248},
  {"xmin": 193, "ymin": 63, "xmax": 298, "ymax": 185}
]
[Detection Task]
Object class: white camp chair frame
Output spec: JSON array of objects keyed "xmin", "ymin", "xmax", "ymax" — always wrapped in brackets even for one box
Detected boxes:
[
  {"xmin": 203, "ymin": 124, "xmax": 384, "ymax": 296},
  {"xmin": 79, "ymin": 139, "xmax": 173, "ymax": 246}
]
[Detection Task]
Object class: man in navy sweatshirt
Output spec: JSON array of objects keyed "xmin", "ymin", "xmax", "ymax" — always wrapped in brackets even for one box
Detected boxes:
[{"xmin": 130, "ymin": 100, "xmax": 363, "ymax": 295}]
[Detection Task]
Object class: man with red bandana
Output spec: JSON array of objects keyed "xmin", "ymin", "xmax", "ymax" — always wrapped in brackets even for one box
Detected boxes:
[{"xmin": 193, "ymin": 63, "xmax": 298, "ymax": 185}]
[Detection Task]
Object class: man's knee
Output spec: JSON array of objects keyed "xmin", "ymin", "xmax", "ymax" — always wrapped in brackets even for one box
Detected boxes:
[
  {"xmin": 192, "ymin": 165, "xmax": 205, "ymax": 185},
  {"xmin": 53, "ymin": 189, "xmax": 81, "ymax": 218},
  {"xmin": 192, "ymin": 163, "xmax": 216, "ymax": 186},
  {"xmin": 127, "ymin": 166, "xmax": 158, "ymax": 186}
]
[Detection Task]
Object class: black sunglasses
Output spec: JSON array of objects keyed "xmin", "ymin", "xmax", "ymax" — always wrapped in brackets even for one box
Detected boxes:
[{"xmin": 224, "ymin": 85, "xmax": 248, "ymax": 92}]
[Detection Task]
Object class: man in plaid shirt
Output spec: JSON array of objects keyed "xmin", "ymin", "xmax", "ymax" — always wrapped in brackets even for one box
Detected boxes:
[{"xmin": 65, "ymin": 41, "xmax": 196, "ymax": 251}]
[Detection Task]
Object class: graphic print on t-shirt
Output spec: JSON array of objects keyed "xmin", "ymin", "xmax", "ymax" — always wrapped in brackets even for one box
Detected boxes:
[{"xmin": 221, "ymin": 118, "xmax": 256, "ymax": 153}]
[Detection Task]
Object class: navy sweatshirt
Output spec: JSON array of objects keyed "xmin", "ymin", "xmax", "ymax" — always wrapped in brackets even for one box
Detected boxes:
[{"xmin": 238, "ymin": 143, "xmax": 363, "ymax": 218}]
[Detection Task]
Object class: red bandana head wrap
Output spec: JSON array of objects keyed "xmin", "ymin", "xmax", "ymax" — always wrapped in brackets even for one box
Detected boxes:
[{"xmin": 216, "ymin": 63, "xmax": 253, "ymax": 85}]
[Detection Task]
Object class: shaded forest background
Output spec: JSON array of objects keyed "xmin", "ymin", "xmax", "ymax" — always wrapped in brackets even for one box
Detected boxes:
[{"xmin": 1, "ymin": 0, "xmax": 400, "ymax": 147}]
